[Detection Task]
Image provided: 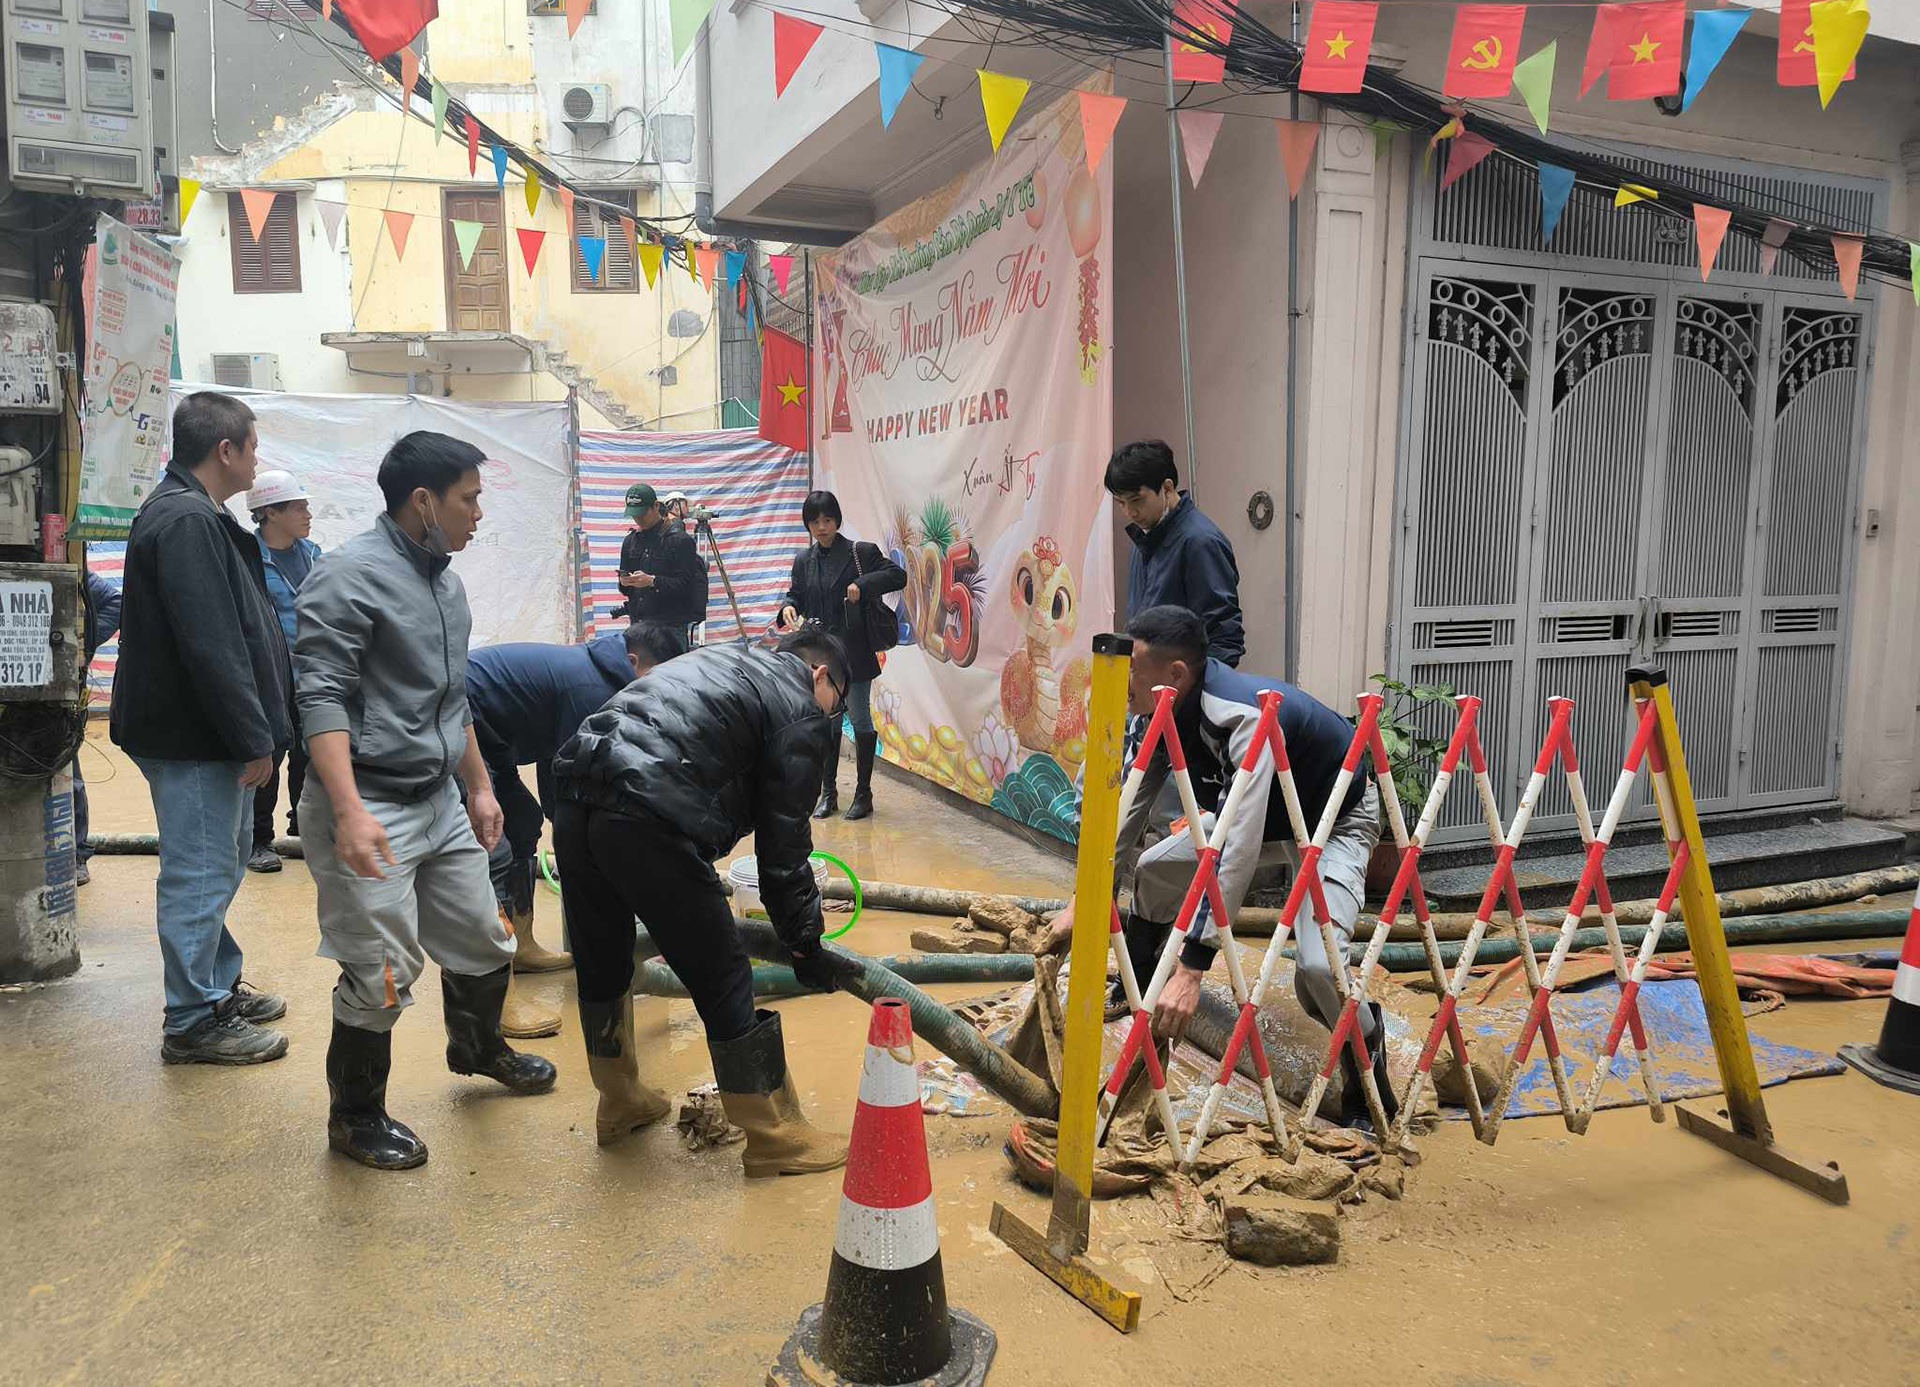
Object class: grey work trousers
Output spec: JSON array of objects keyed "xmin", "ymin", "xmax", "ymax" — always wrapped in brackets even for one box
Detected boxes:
[
  {"xmin": 1134, "ymin": 782, "xmax": 1380, "ymax": 1041},
  {"xmin": 301, "ymin": 776, "xmax": 513, "ymax": 1032}
]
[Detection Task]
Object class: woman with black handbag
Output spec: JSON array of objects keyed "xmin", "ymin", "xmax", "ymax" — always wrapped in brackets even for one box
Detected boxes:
[{"xmin": 775, "ymin": 490, "xmax": 906, "ymax": 820}]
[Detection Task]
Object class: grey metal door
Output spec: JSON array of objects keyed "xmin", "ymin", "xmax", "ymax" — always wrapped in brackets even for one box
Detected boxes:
[{"xmin": 1396, "ymin": 268, "xmax": 1869, "ymax": 842}]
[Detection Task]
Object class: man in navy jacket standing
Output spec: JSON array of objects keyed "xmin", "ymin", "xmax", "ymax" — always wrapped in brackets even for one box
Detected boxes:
[{"xmin": 1106, "ymin": 440, "xmax": 1244, "ymax": 668}]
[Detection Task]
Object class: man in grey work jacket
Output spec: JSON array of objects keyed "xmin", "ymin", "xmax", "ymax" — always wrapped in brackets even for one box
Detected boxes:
[{"xmin": 296, "ymin": 431, "xmax": 555, "ymax": 1171}]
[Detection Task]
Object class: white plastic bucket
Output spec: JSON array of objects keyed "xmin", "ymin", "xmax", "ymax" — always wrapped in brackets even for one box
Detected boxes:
[{"xmin": 727, "ymin": 855, "xmax": 829, "ymax": 918}]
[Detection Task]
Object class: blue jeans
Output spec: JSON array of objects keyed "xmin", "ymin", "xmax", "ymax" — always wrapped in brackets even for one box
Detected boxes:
[
  {"xmin": 845, "ymin": 679, "xmax": 875, "ymax": 736},
  {"xmin": 134, "ymin": 758, "xmax": 251, "ymax": 1035}
]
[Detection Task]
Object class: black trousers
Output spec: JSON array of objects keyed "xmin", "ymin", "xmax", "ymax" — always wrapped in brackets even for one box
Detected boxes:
[
  {"xmin": 252, "ymin": 740, "xmax": 308, "ymax": 848},
  {"xmin": 551, "ymin": 800, "xmax": 756, "ymax": 1043},
  {"xmin": 486, "ymin": 759, "xmax": 549, "ymax": 914}
]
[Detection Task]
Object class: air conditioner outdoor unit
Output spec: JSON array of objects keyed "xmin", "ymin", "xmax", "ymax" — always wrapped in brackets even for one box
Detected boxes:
[
  {"xmin": 209, "ymin": 352, "xmax": 282, "ymax": 391},
  {"xmin": 561, "ymin": 83, "xmax": 612, "ymax": 132}
]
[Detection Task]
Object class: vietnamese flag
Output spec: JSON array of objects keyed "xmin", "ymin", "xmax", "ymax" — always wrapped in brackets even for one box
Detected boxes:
[
  {"xmin": 1300, "ymin": 2, "xmax": 1376, "ymax": 95},
  {"xmin": 1777, "ymin": 0, "xmax": 1856, "ymax": 88},
  {"xmin": 1170, "ymin": 0, "xmax": 1234, "ymax": 84},
  {"xmin": 758, "ymin": 328, "xmax": 810, "ymax": 453},
  {"xmin": 333, "ymin": 0, "xmax": 437, "ymax": 63},
  {"xmin": 1444, "ymin": 4, "xmax": 1527, "ymax": 99},
  {"xmin": 1582, "ymin": 0, "xmax": 1683, "ymax": 101}
]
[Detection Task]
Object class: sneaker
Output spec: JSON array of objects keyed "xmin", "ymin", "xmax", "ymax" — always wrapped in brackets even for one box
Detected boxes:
[
  {"xmin": 230, "ymin": 978, "xmax": 288, "ymax": 1024},
  {"xmin": 161, "ymin": 1000, "xmax": 289, "ymax": 1066},
  {"xmin": 247, "ymin": 845, "xmax": 283, "ymax": 874},
  {"xmin": 74, "ymin": 858, "xmax": 91, "ymax": 887}
]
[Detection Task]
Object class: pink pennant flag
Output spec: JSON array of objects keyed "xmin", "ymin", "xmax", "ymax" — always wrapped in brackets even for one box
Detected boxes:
[
  {"xmin": 1177, "ymin": 110, "xmax": 1225, "ymax": 186},
  {"xmin": 559, "ymin": 184, "xmax": 577, "ymax": 232},
  {"xmin": 383, "ymin": 209, "xmax": 415, "ymax": 260},
  {"xmin": 399, "ymin": 46, "xmax": 419, "ymax": 104},
  {"xmin": 769, "ymin": 253, "xmax": 795, "ymax": 296},
  {"xmin": 1759, "ymin": 217, "xmax": 1792, "ymax": 276},
  {"xmin": 316, "ymin": 199, "xmax": 347, "ymax": 250},
  {"xmin": 1831, "ymin": 234, "xmax": 1863, "ymax": 301},
  {"xmin": 1078, "ymin": 91, "xmax": 1126, "ymax": 176},
  {"xmin": 1276, "ymin": 118, "xmax": 1321, "ymax": 201},
  {"xmin": 238, "ymin": 188, "xmax": 277, "ymax": 241},
  {"xmin": 1440, "ymin": 132, "xmax": 1496, "ymax": 191},
  {"xmin": 1693, "ymin": 204, "xmax": 1731, "ymax": 281}
]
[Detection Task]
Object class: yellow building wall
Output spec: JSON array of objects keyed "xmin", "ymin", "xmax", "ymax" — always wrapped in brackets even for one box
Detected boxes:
[
  {"xmin": 428, "ymin": 0, "xmax": 536, "ymax": 85},
  {"xmin": 257, "ymin": 90, "xmax": 720, "ymax": 430}
]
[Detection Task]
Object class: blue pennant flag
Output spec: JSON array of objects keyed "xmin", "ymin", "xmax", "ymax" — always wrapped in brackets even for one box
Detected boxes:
[
  {"xmin": 1539, "ymin": 163, "xmax": 1575, "ymax": 245},
  {"xmin": 1683, "ymin": 8, "xmax": 1752, "ymax": 112},
  {"xmin": 724, "ymin": 249, "xmax": 746, "ymax": 291},
  {"xmin": 876, "ymin": 43, "xmax": 925, "ymax": 128},
  {"xmin": 491, "ymin": 143, "xmax": 509, "ymax": 189},
  {"xmin": 579, "ymin": 236, "xmax": 606, "ymax": 282}
]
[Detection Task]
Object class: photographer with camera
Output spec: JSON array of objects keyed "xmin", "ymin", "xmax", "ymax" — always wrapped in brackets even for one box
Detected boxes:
[{"xmin": 614, "ymin": 483, "xmax": 708, "ymax": 639}]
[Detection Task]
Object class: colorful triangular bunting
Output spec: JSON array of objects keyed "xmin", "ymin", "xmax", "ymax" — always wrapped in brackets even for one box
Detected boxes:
[
  {"xmin": 1910, "ymin": 243, "xmax": 1919, "ymax": 307},
  {"xmin": 1692, "ymin": 204, "xmax": 1730, "ymax": 281},
  {"xmin": 1615, "ymin": 184, "xmax": 1657, "ymax": 208},
  {"xmin": 1275, "ymin": 118, "xmax": 1320, "ymax": 201},
  {"xmin": 724, "ymin": 249, "xmax": 746, "ymax": 291},
  {"xmin": 516, "ymin": 227, "xmax": 546, "ymax": 275},
  {"xmin": 432, "ymin": 80, "xmax": 449, "ymax": 141},
  {"xmin": 876, "ymin": 43, "xmax": 924, "ymax": 128},
  {"xmin": 565, "ymin": 0, "xmax": 589, "ymax": 38},
  {"xmin": 669, "ymin": 0, "xmax": 718, "ymax": 61},
  {"xmin": 491, "ymin": 144, "xmax": 509, "ymax": 189},
  {"xmin": 398, "ymin": 47, "xmax": 419, "ymax": 108},
  {"xmin": 1078, "ymin": 91, "xmax": 1126, "ymax": 176},
  {"xmin": 383, "ymin": 208, "xmax": 414, "ymax": 260},
  {"xmin": 774, "ymin": 12, "xmax": 824, "ymax": 97},
  {"xmin": 1538, "ymin": 163, "xmax": 1575, "ymax": 244},
  {"xmin": 524, "ymin": 170, "xmax": 542, "ymax": 217},
  {"xmin": 466, "ymin": 114, "xmax": 480, "ymax": 175},
  {"xmin": 317, "ymin": 199, "xmax": 346, "ymax": 250},
  {"xmin": 1811, "ymin": 0, "xmax": 1870, "ymax": 109},
  {"xmin": 695, "ymin": 243, "xmax": 720, "ymax": 289},
  {"xmin": 452, "ymin": 219, "xmax": 484, "ymax": 271},
  {"xmin": 768, "ymin": 252, "xmax": 795, "ymax": 296},
  {"xmin": 1177, "ymin": 110, "xmax": 1224, "ymax": 186},
  {"xmin": 639, "ymin": 240, "xmax": 664, "ymax": 289},
  {"xmin": 580, "ymin": 235, "xmax": 606, "ymax": 283},
  {"xmin": 1760, "ymin": 218, "xmax": 1793, "ymax": 275},
  {"xmin": 1831, "ymin": 233, "xmax": 1863, "ymax": 300},
  {"xmin": 1441, "ymin": 132, "xmax": 1496, "ymax": 191},
  {"xmin": 559, "ymin": 185, "xmax": 576, "ymax": 232},
  {"xmin": 238, "ymin": 188, "xmax": 277, "ymax": 242},
  {"xmin": 1682, "ymin": 7, "xmax": 1750, "ymax": 112},
  {"xmin": 979, "ymin": 70, "xmax": 1030, "ymax": 153},
  {"xmin": 1513, "ymin": 41, "xmax": 1555, "ymax": 135}
]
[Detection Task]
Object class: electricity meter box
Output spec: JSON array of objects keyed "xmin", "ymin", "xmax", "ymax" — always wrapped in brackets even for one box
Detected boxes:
[{"xmin": 3, "ymin": 0, "xmax": 153, "ymax": 198}]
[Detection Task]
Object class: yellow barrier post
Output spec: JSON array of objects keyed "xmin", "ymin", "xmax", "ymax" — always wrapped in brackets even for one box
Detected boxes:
[
  {"xmin": 990, "ymin": 633, "xmax": 1144, "ymax": 1331},
  {"xmin": 1628, "ymin": 665, "xmax": 1849, "ymax": 1205}
]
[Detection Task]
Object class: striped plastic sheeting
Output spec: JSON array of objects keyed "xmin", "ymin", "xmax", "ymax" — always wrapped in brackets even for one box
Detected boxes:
[
  {"xmin": 576, "ymin": 430, "xmax": 809, "ymax": 643},
  {"xmin": 84, "ymin": 543, "xmax": 124, "ymax": 710}
]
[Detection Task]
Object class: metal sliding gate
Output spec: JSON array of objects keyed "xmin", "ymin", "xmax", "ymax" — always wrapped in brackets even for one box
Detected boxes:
[{"xmin": 1393, "ymin": 155, "xmax": 1879, "ymax": 841}]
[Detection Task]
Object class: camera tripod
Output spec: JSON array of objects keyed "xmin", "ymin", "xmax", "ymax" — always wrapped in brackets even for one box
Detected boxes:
[{"xmin": 691, "ymin": 510, "xmax": 749, "ymax": 645}]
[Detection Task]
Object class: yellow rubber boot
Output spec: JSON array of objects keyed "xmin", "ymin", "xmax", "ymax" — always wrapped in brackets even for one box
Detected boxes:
[
  {"xmin": 710, "ymin": 1010, "xmax": 848, "ymax": 1178},
  {"xmin": 579, "ymin": 994, "xmax": 672, "ymax": 1146},
  {"xmin": 509, "ymin": 904, "xmax": 572, "ymax": 974}
]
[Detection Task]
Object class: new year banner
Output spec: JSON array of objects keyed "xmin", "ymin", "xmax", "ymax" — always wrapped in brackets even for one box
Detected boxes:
[{"xmin": 813, "ymin": 89, "xmax": 1113, "ymax": 841}]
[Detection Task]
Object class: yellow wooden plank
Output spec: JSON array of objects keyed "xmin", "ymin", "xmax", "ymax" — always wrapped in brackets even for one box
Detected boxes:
[{"xmin": 990, "ymin": 1204, "xmax": 1142, "ymax": 1334}]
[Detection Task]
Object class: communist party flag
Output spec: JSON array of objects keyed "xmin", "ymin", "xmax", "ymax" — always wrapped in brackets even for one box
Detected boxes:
[
  {"xmin": 1299, "ymin": 1, "xmax": 1376, "ymax": 95},
  {"xmin": 758, "ymin": 328, "xmax": 810, "ymax": 453},
  {"xmin": 1170, "ymin": 0, "xmax": 1234, "ymax": 84},
  {"xmin": 1444, "ymin": 4, "xmax": 1527, "ymax": 99},
  {"xmin": 1777, "ymin": 0, "xmax": 1856, "ymax": 88},
  {"xmin": 1581, "ymin": 0, "xmax": 1683, "ymax": 101}
]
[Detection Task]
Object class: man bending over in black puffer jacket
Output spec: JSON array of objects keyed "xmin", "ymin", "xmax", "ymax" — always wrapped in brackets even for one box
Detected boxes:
[{"xmin": 550, "ymin": 627, "xmax": 851, "ymax": 1176}]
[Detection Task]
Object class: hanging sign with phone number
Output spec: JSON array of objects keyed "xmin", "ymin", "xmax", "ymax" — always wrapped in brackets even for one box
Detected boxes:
[{"xmin": 0, "ymin": 580, "xmax": 54, "ymax": 687}]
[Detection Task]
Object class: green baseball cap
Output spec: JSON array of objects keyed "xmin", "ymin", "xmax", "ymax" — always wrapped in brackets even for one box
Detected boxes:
[{"xmin": 624, "ymin": 483, "xmax": 658, "ymax": 516}]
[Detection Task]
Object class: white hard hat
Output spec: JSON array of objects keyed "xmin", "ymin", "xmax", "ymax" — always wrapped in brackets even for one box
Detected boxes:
[
  {"xmin": 660, "ymin": 490, "xmax": 689, "ymax": 504},
  {"xmin": 248, "ymin": 469, "xmax": 309, "ymax": 510}
]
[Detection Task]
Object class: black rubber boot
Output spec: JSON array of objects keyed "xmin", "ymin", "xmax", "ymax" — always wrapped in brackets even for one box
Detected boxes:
[
  {"xmin": 1339, "ymin": 1003, "xmax": 1399, "ymax": 1131},
  {"xmin": 842, "ymin": 731, "xmax": 878, "ymax": 820},
  {"xmin": 326, "ymin": 1021, "xmax": 428, "ymax": 1170},
  {"xmin": 442, "ymin": 965, "xmax": 558, "ymax": 1094},
  {"xmin": 813, "ymin": 724, "xmax": 842, "ymax": 819}
]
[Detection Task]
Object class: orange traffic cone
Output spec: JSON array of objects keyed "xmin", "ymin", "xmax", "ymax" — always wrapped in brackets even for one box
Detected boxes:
[
  {"xmin": 1839, "ymin": 904, "xmax": 1920, "ymax": 1096},
  {"xmin": 767, "ymin": 998, "xmax": 996, "ymax": 1387}
]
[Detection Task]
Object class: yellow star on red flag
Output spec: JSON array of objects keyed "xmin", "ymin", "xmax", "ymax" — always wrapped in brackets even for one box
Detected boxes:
[{"xmin": 777, "ymin": 375, "xmax": 806, "ymax": 407}]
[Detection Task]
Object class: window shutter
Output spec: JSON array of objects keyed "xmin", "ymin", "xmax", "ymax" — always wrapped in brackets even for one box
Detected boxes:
[
  {"xmin": 571, "ymin": 188, "xmax": 639, "ymax": 293},
  {"xmin": 229, "ymin": 191, "xmax": 302, "ymax": 294}
]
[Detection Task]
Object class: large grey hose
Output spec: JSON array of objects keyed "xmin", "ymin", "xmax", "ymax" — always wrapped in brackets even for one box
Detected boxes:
[{"xmin": 635, "ymin": 951, "xmax": 1036, "ymax": 998}]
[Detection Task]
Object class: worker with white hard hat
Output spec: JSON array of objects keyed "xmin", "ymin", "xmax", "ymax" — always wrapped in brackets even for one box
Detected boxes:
[{"xmin": 245, "ymin": 468, "xmax": 322, "ymax": 875}]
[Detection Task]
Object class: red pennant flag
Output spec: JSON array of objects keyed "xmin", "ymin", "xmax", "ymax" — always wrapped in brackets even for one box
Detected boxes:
[
  {"xmin": 1077, "ymin": 91, "xmax": 1126, "ymax": 176},
  {"xmin": 238, "ymin": 189, "xmax": 277, "ymax": 242},
  {"xmin": 1170, "ymin": 0, "xmax": 1233, "ymax": 83},
  {"xmin": 334, "ymin": 0, "xmax": 437, "ymax": 63},
  {"xmin": 1441, "ymin": 132, "xmax": 1496, "ymax": 191},
  {"xmin": 1778, "ymin": 0, "xmax": 1855, "ymax": 88},
  {"xmin": 559, "ymin": 184, "xmax": 577, "ymax": 231},
  {"xmin": 1301, "ymin": 2, "xmax": 1377, "ymax": 95},
  {"xmin": 564, "ymin": 0, "xmax": 588, "ymax": 38},
  {"xmin": 1693, "ymin": 204, "xmax": 1731, "ymax": 281},
  {"xmin": 516, "ymin": 227, "xmax": 546, "ymax": 275},
  {"xmin": 773, "ymin": 12, "xmax": 824, "ymax": 97},
  {"xmin": 466, "ymin": 114, "xmax": 480, "ymax": 175},
  {"xmin": 769, "ymin": 253, "xmax": 795, "ymax": 296},
  {"xmin": 1582, "ymin": 0, "xmax": 1682, "ymax": 101},
  {"xmin": 1831, "ymin": 234, "xmax": 1863, "ymax": 301},
  {"xmin": 1276, "ymin": 118, "xmax": 1320, "ymax": 200},
  {"xmin": 694, "ymin": 244, "xmax": 720, "ymax": 289},
  {"xmin": 398, "ymin": 47, "xmax": 419, "ymax": 105},
  {"xmin": 1444, "ymin": 4, "xmax": 1527, "ymax": 99},
  {"xmin": 382, "ymin": 209, "xmax": 415, "ymax": 260},
  {"xmin": 758, "ymin": 327, "xmax": 809, "ymax": 453}
]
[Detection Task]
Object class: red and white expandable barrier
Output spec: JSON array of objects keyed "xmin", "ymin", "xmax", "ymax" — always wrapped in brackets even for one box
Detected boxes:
[
  {"xmin": 1182, "ymin": 699, "xmax": 1386, "ymax": 1166},
  {"xmin": 1297, "ymin": 696, "xmax": 1491, "ymax": 1145}
]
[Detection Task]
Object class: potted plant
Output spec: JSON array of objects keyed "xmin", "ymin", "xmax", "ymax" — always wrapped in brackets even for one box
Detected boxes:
[{"xmin": 1357, "ymin": 674, "xmax": 1458, "ymax": 898}]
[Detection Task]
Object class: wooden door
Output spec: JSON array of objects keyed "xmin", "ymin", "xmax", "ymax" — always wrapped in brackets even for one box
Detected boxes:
[{"xmin": 443, "ymin": 190, "xmax": 509, "ymax": 331}]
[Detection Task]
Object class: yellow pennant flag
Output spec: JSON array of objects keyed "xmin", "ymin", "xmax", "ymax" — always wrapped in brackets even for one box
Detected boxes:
[
  {"xmin": 978, "ymin": 70, "xmax": 1031, "ymax": 153},
  {"xmin": 638, "ymin": 240, "xmax": 664, "ymax": 289},
  {"xmin": 1810, "ymin": 0, "xmax": 1871, "ymax": 109},
  {"xmin": 178, "ymin": 177, "xmax": 202, "ymax": 227},
  {"xmin": 524, "ymin": 170, "xmax": 542, "ymax": 217},
  {"xmin": 1615, "ymin": 184, "xmax": 1658, "ymax": 208}
]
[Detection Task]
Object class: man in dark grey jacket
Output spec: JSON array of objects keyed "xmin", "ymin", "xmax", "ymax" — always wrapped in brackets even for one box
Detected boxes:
[
  {"xmin": 296, "ymin": 431, "xmax": 555, "ymax": 1171},
  {"xmin": 110, "ymin": 391, "xmax": 292, "ymax": 1066},
  {"xmin": 1107, "ymin": 440, "xmax": 1245, "ymax": 667}
]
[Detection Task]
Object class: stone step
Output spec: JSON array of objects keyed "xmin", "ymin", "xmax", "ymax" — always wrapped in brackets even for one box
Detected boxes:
[{"xmin": 1416, "ymin": 817, "xmax": 1908, "ymax": 910}]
